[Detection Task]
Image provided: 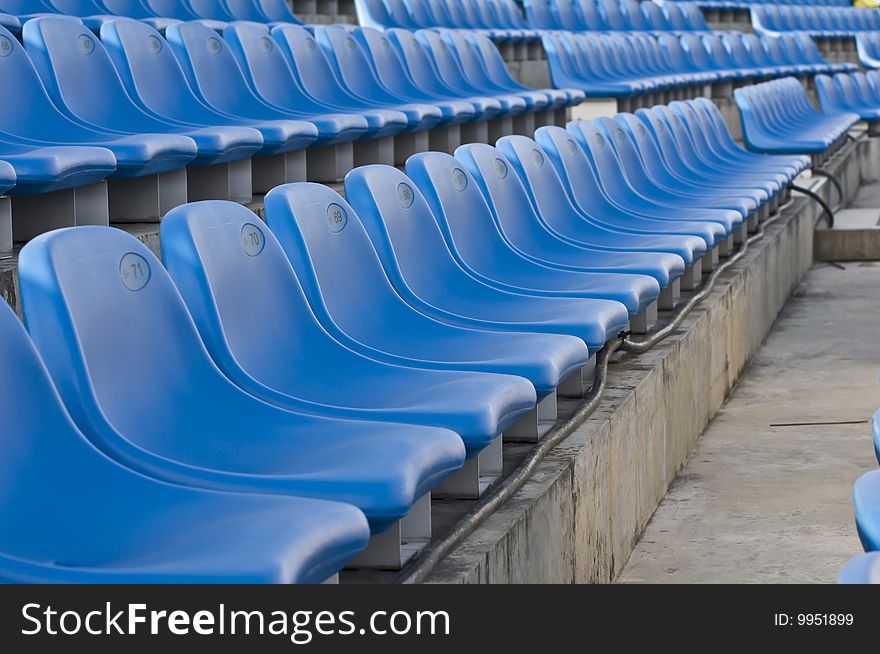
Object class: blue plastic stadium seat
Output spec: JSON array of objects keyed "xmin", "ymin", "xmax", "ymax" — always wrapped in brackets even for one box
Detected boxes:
[
  {"xmin": 160, "ymin": 200, "xmax": 537, "ymax": 458},
  {"xmin": 454, "ymin": 141, "xmax": 681, "ymax": 292},
  {"xmin": 385, "ymin": 28, "xmax": 502, "ymax": 121},
  {"xmin": 344, "ymin": 164, "xmax": 631, "ymax": 348},
  {"xmin": 168, "ymin": 21, "xmax": 358, "ymax": 148},
  {"xmin": 466, "ymin": 31, "xmax": 584, "ymax": 108},
  {"xmin": 0, "ymin": 24, "xmax": 196, "ymax": 179},
  {"xmin": 0, "ymin": 298, "xmax": 370, "ymax": 584},
  {"xmin": 492, "ymin": 133, "xmax": 705, "ymax": 265},
  {"xmin": 100, "ymin": 19, "xmax": 344, "ymax": 159},
  {"xmin": 567, "ymin": 119, "xmax": 741, "ymax": 235},
  {"xmin": 315, "ymin": 25, "xmax": 444, "ymax": 133},
  {"xmin": 619, "ymin": 107, "xmax": 767, "ymax": 214},
  {"xmin": 857, "ymin": 32, "xmax": 880, "ymax": 70},
  {"xmin": 853, "ymin": 470, "xmax": 880, "ymax": 552},
  {"xmin": 415, "ymin": 28, "xmax": 526, "ymax": 117},
  {"xmin": 270, "ymin": 23, "xmax": 410, "ymax": 139},
  {"xmin": 0, "ymin": 142, "xmax": 116, "ymax": 194},
  {"xmin": 873, "ymin": 408, "xmax": 880, "ymax": 465},
  {"xmin": 119, "ymin": 0, "xmax": 227, "ymax": 31},
  {"xmin": 18, "ymin": 226, "xmax": 466, "ymax": 533},
  {"xmin": 353, "ymin": 26, "xmax": 477, "ymax": 126},
  {"xmin": 404, "ymin": 148, "xmax": 665, "ymax": 314},
  {"xmin": 535, "ymin": 124, "xmax": 726, "ymax": 250},
  {"xmin": 24, "ymin": 16, "xmax": 265, "ymax": 167},
  {"xmin": 838, "ymin": 553, "xmax": 880, "ymax": 584},
  {"xmin": 735, "ymin": 77, "xmax": 859, "ymax": 155},
  {"xmin": 816, "ymin": 73, "xmax": 880, "ymax": 122},
  {"xmin": 439, "ymin": 29, "xmax": 549, "ymax": 114},
  {"xmin": 263, "ymin": 182, "xmax": 592, "ymax": 398}
]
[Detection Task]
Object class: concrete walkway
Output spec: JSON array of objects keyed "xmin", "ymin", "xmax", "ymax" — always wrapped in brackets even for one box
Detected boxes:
[{"xmin": 618, "ymin": 262, "xmax": 880, "ymax": 584}]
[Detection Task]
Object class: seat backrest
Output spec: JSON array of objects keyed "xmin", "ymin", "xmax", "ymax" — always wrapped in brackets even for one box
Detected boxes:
[
  {"xmin": 354, "ymin": 26, "xmax": 423, "ymax": 97},
  {"xmin": 662, "ymin": 3, "xmax": 690, "ymax": 31},
  {"xmin": 574, "ymin": 0, "xmax": 609, "ymax": 31},
  {"xmin": 386, "ymin": 27, "xmax": 449, "ymax": 93},
  {"xmin": 223, "ymin": 22, "xmax": 313, "ymax": 110},
  {"xmin": 598, "ymin": 0, "xmax": 627, "ymax": 31},
  {"xmin": 271, "ymin": 23, "xmax": 354, "ymax": 106},
  {"xmin": 0, "ymin": 299, "xmax": 147, "ymax": 562},
  {"xmin": 263, "ymin": 181, "xmax": 415, "ymax": 328},
  {"xmin": 640, "ymin": 0, "xmax": 671, "ymax": 31},
  {"xmin": 494, "ymin": 133, "xmax": 582, "ymax": 226},
  {"xmin": 186, "ymin": 0, "xmax": 236, "ymax": 20},
  {"xmin": 522, "ymin": 0, "xmax": 558, "ymax": 29},
  {"xmin": 224, "ymin": 0, "xmax": 271, "ymax": 21},
  {"xmin": 18, "ymin": 226, "xmax": 232, "ymax": 457},
  {"xmin": 0, "ymin": 24, "xmax": 91, "ymax": 139},
  {"xmin": 22, "ymin": 17, "xmax": 144, "ymax": 129},
  {"xmin": 404, "ymin": 149, "xmax": 516, "ymax": 267},
  {"xmin": 256, "ymin": 0, "xmax": 299, "ymax": 22},
  {"xmin": 316, "ymin": 24, "xmax": 394, "ymax": 102},
  {"xmin": 97, "ymin": 0, "xmax": 155, "ymax": 17},
  {"xmin": 453, "ymin": 141, "xmax": 554, "ymax": 249},
  {"xmin": 160, "ymin": 201, "xmax": 333, "ymax": 392},
  {"xmin": 415, "ymin": 28, "xmax": 474, "ymax": 92},
  {"xmin": 45, "ymin": 0, "xmax": 106, "ymax": 15},
  {"xmin": 165, "ymin": 21, "xmax": 268, "ymax": 116},
  {"xmin": 0, "ymin": 0, "xmax": 59, "ymax": 13},
  {"xmin": 620, "ymin": 0, "xmax": 648, "ymax": 31},
  {"xmin": 140, "ymin": 0, "xmax": 199, "ymax": 19},
  {"xmin": 344, "ymin": 164, "xmax": 476, "ymax": 300},
  {"xmin": 552, "ymin": 0, "xmax": 585, "ymax": 31},
  {"xmin": 100, "ymin": 18, "xmax": 211, "ymax": 120}
]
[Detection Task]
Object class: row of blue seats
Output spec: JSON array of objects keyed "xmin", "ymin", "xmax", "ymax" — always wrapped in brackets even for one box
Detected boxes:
[
  {"xmin": 542, "ymin": 30, "xmax": 851, "ymax": 101},
  {"xmin": 0, "ymin": 0, "xmax": 302, "ymax": 29},
  {"xmin": 753, "ymin": 5, "xmax": 880, "ymax": 38},
  {"xmin": 816, "ymin": 70, "xmax": 880, "ymax": 124},
  {"xmin": 356, "ymin": 0, "xmax": 540, "ymax": 44},
  {"xmin": 837, "ymin": 407, "xmax": 880, "ymax": 583},
  {"xmin": 0, "ymin": 16, "xmax": 579, "ymax": 247},
  {"xmin": 355, "ymin": 0, "xmax": 709, "ymax": 38},
  {"xmin": 735, "ymin": 76, "xmax": 859, "ymax": 161},
  {"xmin": 2, "ymin": 97, "xmax": 805, "ymax": 582},
  {"xmin": 523, "ymin": 0, "xmax": 710, "ymax": 33}
]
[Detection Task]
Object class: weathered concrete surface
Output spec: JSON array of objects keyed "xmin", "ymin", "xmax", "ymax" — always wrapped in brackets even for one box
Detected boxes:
[
  {"xmin": 425, "ymin": 194, "xmax": 817, "ymax": 583},
  {"xmin": 816, "ymin": 177, "xmax": 880, "ymax": 262},
  {"xmin": 618, "ymin": 262, "xmax": 880, "ymax": 584}
]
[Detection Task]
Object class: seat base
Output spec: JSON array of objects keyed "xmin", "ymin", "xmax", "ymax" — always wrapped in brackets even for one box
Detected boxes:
[
  {"xmin": 0, "ymin": 196, "xmax": 10, "ymax": 259},
  {"xmin": 345, "ymin": 493, "xmax": 432, "ymax": 570},
  {"xmin": 188, "ymin": 159, "xmax": 253, "ymax": 205},
  {"xmin": 354, "ymin": 137, "xmax": 395, "ymax": 167},
  {"xmin": 253, "ymin": 151, "xmax": 307, "ymax": 194},
  {"xmin": 659, "ymin": 277, "xmax": 682, "ymax": 312},
  {"xmin": 13, "ymin": 182, "xmax": 108, "ymax": 241},
  {"xmin": 505, "ymin": 390, "xmax": 558, "ymax": 443},
  {"xmin": 109, "ymin": 171, "xmax": 186, "ymax": 222},
  {"xmin": 433, "ymin": 435, "xmax": 503, "ymax": 499},
  {"xmin": 631, "ymin": 300, "xmax": 659, "ymax": 335},
  {"xmin": 461, "ymin": 120, "xmax": 489, "ymax": 145},
  {"xmin": 681, "ymin": 257, "xmax": 704, "ymax": 292},
  {"xmin": 720, "ymin": 234, "xmax": 734, "ymax": 257},
  {"xmin": 429, "ymin": 124, "xmax": 462, "ymax": 154},
  {"xmin": 394, "ymin": 130, "xmax": 430, "ymax": 166},
  {"xmin": 513, "ymin": 111, "xmax": 535, "ymax": 137},
  {"xmin": 307, "ymin": 142, "xmax": 354, "ymax": 183},
  {"xmin": 558, "ymin": 355, "xmax": 598, "ymax": 398},
  {"xmin": 488, "ymin": 116, "xmax": 514, "ymax": 144},
  {"xmin": 734, "ymin": 222, "xmax": 748, "ymax": 245}
]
